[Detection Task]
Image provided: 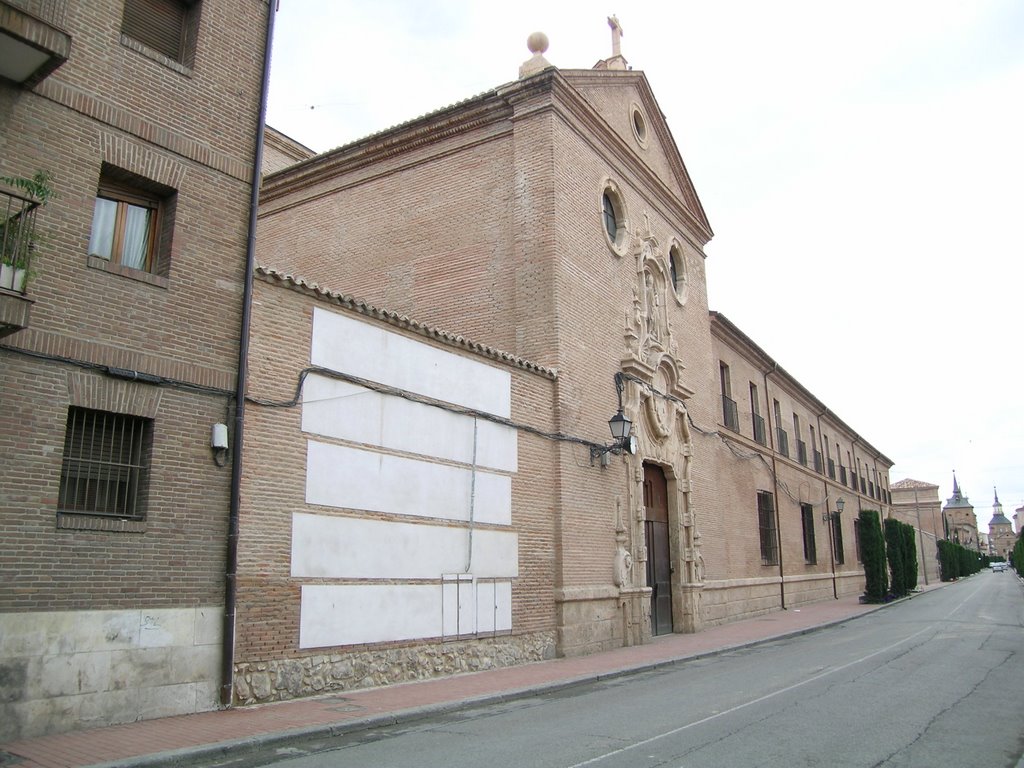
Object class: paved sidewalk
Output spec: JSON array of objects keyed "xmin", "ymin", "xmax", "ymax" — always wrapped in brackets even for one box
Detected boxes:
[{"xmin": 1, "ymin": 588, "xmax": 939, "ymax": 768}]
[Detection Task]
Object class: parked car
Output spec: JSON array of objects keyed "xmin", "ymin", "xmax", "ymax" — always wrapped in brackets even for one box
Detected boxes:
[{"xmin": 990, "ymin": 562, "xmax": 1007, "ymax": 572}]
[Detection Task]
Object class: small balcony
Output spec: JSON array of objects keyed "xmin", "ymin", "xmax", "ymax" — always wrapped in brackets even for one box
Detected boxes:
[
  {"xmin": 827, "ymin": 458, "xmax": 836, "ymax": 480},
  {"xmin": 839, "ymin": 466, "xmax": 848, "ymax": 485},
  {"xmin": 721, "ymin": 394, "xmax": 739, "ymax": 432},
  {"xmin": 797, "ymin": 439, "xmax": 808, "ymax": 466},
  {"xmin": 0, "ymin": 0, "xmax": 71, "ymax": 88},
  {"xmin": 752, "ymin": 413, "xmax": 766, "ymax": 446},
  {"xmin": 813, "ymin": 450, "xmax": 823, "ymax": 474},
  {"xmin": 0, "ymin": 185, "xmax": 39, "ymax": 337},
  {"xmin": 776, "ymin": 427, "xmax": 789, "ymax": 458}
]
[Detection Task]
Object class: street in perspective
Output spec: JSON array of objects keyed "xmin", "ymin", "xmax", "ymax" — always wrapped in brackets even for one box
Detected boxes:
[{"xmin": 197, "ymin": 572, "xmax": 1023, "ymax": 768}]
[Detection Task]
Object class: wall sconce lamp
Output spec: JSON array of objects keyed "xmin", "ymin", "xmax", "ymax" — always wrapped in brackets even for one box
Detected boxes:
[
  {"xmin": 822, "ymin": 496, "xmax": 845, "ymax": 522},
  {"xmin": 590, "ymin": 374, "xmax": 638, "ymax": 466}
]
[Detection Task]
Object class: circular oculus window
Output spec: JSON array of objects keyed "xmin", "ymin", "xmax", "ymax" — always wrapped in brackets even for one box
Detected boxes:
[
  {"xmin": 668, "ymin": 242, "xmax": 688, "ymax": 304},
  {"xmin": 601, "ymin": 184, "xmax": 628, "ymax": 256},
  {"xmin": 631, "ymin": 105, "xmax": 649, "ymax": 147}
]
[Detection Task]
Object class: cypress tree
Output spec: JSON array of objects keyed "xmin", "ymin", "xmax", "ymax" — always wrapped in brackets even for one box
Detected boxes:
[
  {"xmin": 901, "ymin": 522, "xmax": 918, "ymax": 592},
  {"xmin": 859, "ymin": 510, "xmax": 888, "ymax": 602},
  {"xmin": 885, "ymin": 518, "xmax": 906, "ymax": 597}
]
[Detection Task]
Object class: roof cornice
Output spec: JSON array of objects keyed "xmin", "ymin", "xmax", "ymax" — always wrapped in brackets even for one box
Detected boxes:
[
  {"xmin": 709, "ymin": 311, "xmax": 893, "ymax": 465},
  {"xmin": 255, "ymin": 266, "xmax": 558, "ymax": 379}
]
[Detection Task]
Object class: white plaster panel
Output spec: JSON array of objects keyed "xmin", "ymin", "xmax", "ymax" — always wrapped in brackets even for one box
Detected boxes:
[
  {"xmin": 305, "ymin": 441, "xmax": 511, "ymax": 525},
  {"xmin": 300, "ymin": 582, "xmax": 514, "ymax": 648},
  {"xmin": 291, "ymin": 512, "xmax": 518, "ymax": 579},
  {"xmin": 300, "ymin": 584, "xmax": 442, "ymax": 648},
  {"xmin": 310, "ymin": 308, "xmax": 511, "ymax": 417},
  {"xmin": 301, "ymin": 375, "xmax": 517, "ymax": 472}
]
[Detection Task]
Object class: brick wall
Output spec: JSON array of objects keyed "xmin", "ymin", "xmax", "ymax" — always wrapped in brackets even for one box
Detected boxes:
[{"xmin": 0, "ymin": 0, "xmax": 268, "ymax": 738}]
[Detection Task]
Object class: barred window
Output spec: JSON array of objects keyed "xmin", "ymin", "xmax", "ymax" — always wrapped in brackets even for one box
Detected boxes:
[
  {"xmin": 58, "ymin": 407, "xmax": 152, "ymax": 520},
  {"xmin": 801, "ymin": 503, "xmax": 817, "ymax": 564},
  {"xmin": 757, "ymin": 491, "xmax": 778, "ymax": 566},
  {"xmin": 833, "ymin": 513, "xmax": 845, "ymax": 565}
]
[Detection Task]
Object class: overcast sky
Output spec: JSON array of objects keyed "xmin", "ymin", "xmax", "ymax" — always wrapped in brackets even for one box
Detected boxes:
[{"xmin": 265, "ymin": 0, "xmax": 1024, "ymax": 532}]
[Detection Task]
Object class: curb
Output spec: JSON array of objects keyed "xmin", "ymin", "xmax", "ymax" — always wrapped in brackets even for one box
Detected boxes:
[{"xmin": 85, "ymin": 598, "xmax": 910, "ymax": 768}]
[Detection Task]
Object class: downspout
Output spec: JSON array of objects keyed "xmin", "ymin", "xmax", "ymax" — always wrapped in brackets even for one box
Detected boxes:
[
  {"xmin": 221, "ymin": 0, "xmax": 277, "ymax": 709},
  {"xmin": 763, "ymin": 365, "xmax": 785, "ymax": 609}
]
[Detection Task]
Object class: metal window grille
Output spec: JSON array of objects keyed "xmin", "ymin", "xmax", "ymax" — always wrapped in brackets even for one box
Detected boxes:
[
  {"xmin": 776, "ymin": 427, "xmax": 789, "ymax": 458},
  {"xmin": 721, "ymin": 394, "xmax": 739, "ymax": 432},
  {"xmin": 801, "ymin": 504, "xmax": 817, "ymax": 564},
  {"xmin": 833, "ymin": 514, "xmax": 845, "ymax": 565},
  {"xmin": 58, "ymin": 407, "xmax": 151, "ymax": 519},
  {"xmin": 797, "ymin": 440, "xmax": 808, "ymax": 466},
  {"xmin": 757, "ymin": 491, "xmax": 778, "ymax": 566},
  {"xmin": 752, "ymin": 413, "xmax": 766, "ymax": 446}
]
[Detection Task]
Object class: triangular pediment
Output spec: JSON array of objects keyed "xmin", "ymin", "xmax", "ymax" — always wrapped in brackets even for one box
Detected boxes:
[{"xmin": 559, "ymin": 69, "xmax": 711, "ymax": 237}]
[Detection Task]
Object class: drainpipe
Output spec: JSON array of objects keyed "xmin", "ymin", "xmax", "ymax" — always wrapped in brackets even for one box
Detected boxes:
[
  {"xmin": 221, "ymin": 0, "xmax": 277, "ymax": 709},
  {"xmin": 763, "ymin": 365, "xmax": 785, "ymax": 609}
]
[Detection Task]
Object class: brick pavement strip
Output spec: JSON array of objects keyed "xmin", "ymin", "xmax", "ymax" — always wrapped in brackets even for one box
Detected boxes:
[{"xmin": 1, "ymin": 592, "xmax": 921, "ymax": 768}]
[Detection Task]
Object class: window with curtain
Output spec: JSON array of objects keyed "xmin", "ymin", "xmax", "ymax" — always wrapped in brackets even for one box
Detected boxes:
[{"xmin": 88, "ymin": 169, "xmax": 171, "ymax": 275}]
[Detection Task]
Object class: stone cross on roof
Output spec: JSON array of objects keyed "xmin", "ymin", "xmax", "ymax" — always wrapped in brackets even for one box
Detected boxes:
[{"xmin": 609, "ymin": 15, "xmax": 623, "ymax": 57}]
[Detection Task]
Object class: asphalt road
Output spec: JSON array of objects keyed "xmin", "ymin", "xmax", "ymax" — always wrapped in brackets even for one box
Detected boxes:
[{"xmin": 213, "ymin": 571, "xmax": 1024, "ymax": 768}]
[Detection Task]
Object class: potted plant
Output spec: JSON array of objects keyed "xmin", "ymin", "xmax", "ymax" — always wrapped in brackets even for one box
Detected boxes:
[{"xmin": 1, "ymin": 170, "xmax": 54, "ymax": 292}]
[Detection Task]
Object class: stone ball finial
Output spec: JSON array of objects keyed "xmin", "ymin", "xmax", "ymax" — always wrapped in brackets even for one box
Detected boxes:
[{"xmin": 527, "ymin": 32, "xmax": 549, "ymax": 55}]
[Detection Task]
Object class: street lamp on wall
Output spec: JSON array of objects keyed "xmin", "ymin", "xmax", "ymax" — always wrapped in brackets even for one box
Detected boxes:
[
  {"xmin": 590, "ymin": 374, "xmax": 638, "ymax": 466},
  {"xmin": 822, "ymin": 497, "xmax": 845, "ymax": 599}
]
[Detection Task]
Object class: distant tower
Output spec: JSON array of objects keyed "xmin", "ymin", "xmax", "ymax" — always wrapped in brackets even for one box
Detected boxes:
[
  {"xmin": 987, "ymin": 488, "xmax": 1015, "ymax": 560},
  {"xmin": 942, "ymin": 472, "xmax": 979, "ymax": 550}
]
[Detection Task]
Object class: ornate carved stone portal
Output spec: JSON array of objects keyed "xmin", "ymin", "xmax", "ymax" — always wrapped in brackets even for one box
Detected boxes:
[{"xmin": 617, "ymin": 234, "xmax": 703, "ymax": 640}]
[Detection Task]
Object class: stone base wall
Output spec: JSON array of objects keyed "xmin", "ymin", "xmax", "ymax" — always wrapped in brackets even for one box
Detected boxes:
[
  {"xmin": 232, "ymin": 631, "xmax": 556, "ymax": 705},
  {"xmin": 701, "ymin": 578, "xmax": 783, "ymax": 627},
  {"xmin": 555, "ymin": 588, "xmax": 624, "ymax": 657},
  {"xmin": 0, "ymin": 606, "xmax": 222, "ymax": 741}
]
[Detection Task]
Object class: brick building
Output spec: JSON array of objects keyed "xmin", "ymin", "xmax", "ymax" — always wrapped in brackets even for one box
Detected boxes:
[
  {"xmin": 0, "ymin": 0, "xmax": 271, "ymax": 740},
  {"xmin": 239, "ymin": 33, "xmax": 894, "ymax": 705},
  {"xmin": 890, "ymin": 478, "xmax": 943, "ymax": 585}
]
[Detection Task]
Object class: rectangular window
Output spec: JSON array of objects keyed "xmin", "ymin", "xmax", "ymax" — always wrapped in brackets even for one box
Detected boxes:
[
  {"xmin": 749, "ymin": 383, "xmax": 766, "ymax": 445},
  {"xmin": 801, "ymin": 503, "xmax": 817, "ymax": 564},
  {"xmin": 757, "ymin": 491, "xmax": 778, "ymax": 566},
  {"xmin": 58, "ymin": 407, "xmax": 152, "ymax": 520},
  {"xmin": 88, "ymin": 167, "xmax": 175, "ymax": 277},
  {"xmin": 794, "ymin": 414, "xmax": 807, "ymax": 465},
  {"xmin": 720, "ymin": 362, "xmax": 738, "ymax": 431},
  {"xmin": 122, "ymin": 0, "xmax": 199, "ymax": 64}
]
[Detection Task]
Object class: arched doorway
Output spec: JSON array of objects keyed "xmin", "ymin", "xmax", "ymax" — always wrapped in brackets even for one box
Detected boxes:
[{"xmin": 643, "ymin": 463, "xmax": 672, "ymax": 635}]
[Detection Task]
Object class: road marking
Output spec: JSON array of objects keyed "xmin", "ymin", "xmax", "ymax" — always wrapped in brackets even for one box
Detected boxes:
[{"xmin": 568, "ymin": 587, "xmax": 984, "ymax": 767}]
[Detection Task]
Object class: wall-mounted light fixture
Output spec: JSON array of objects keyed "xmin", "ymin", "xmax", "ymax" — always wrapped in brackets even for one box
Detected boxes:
[
  {"xmin": 211, "ymin": 422, "xmax": 229, "ymax": 467},
  {"xmin": 591, "ymin": 373, "xmax": 637, "ymax": 466}
]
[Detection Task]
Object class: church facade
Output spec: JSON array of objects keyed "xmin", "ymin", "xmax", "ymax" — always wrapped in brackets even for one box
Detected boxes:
[{"xmin": 236, "ymin": 33, "xmax": 894, "ymax": 704}]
